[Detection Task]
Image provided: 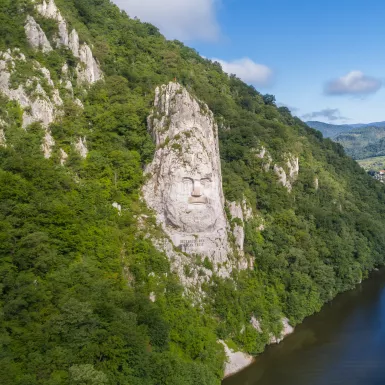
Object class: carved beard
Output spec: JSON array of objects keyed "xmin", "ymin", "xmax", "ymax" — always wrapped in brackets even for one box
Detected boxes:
[{"xmin": 165, "ymin": 200, "xmax": 217, "ymax": 233}]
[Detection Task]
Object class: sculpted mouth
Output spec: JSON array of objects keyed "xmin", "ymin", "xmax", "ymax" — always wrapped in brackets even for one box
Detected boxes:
[{"xmin": 188, "ymin": 197, "xmax": 207, "ymax": 204}]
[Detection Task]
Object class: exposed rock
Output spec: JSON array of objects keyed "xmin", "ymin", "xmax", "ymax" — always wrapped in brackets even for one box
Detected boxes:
[
  {"xmin": 149, "ymin": 292, "xmax": 156, "ymax": 302},
  {"xmin": 269, "ymin": 317, "xmax": 294, "ymax": 344},
  {"xmin": 255, "ymin": 146, "xmax": 272, "ymax": 171},
  {"xmin": 143, "ymin": 82, "xmax": 234, "ymax": 278},
  {"xmin": 315, "ymin": 177, "xmax": 319, "ymax": 190},
  {"xmin": 61, "ymin": 62, "xmax": 69, "ymax": 75},
  {"xmin": 0, "ymin": 128, "xmax": 6, "ymax": 147},
  {"xmin": 24, "ymin": 16, "xmax": 52, "ymax": 53},
  {"xmin": 39, "ymin": 67, "xmax": 54, "ymax": 87},
  {"xmin": 228, "ymin": 201, "xmax": 245, "ymax": 255},
  {"xmin": 77, "ymin": 44, "xmax": 103, "ymax": 84},
  {"xmin": 0, "ymin": 51, "xmax": 63, "ymax": 128},
  {"xmin": 75, "ymin": 137, "xmax": 88, "ymax": 158},
  {"xmin": 68, "ymin": 30, "xmax": 102, "ymax": 84},
  {"xmin": 256, "ymin": 146, "xmax": 266, "ymax": 159},
  {"xmin": 274, "ymin": 155, "xmax": 299, "ymax": 192},
  {"xmin": 287, "ymin": 156, "xmax": 299, "ymax": 181},
  {"xmin": 112, "ymin": 202, "xmax": 122, "ymax": 215},
  {"xmin": 274, "ymin": 164, "xmax": 288, "ymax": 188},
  {"xmin": 264, "ymin": 155, "xmax": 272, "ymax": 172},
  {"xmin": 36, "ymin": 0, "xmax": 102, "ymax": 84},
  {"xmin": 257, "ymin": 223, "xmax": 265, "ymax": 231},
  {"xmin": 242, "ymin": 199, "xmax": 253, "ymax": 221},
  {"xmin": 250, "ymin": 316, "xmax": 262, "ymax": 333},
  {"xmin": 42, "ymin": 130, "xmax": 55, "ymax": 158},
  {"xmin": 74, "ymin": 98, "xmax": 84, "ymax": 108},
  {"xmin": 149, "ymin": 236, "xmax": 213, "ymax": 294},
  {"xmin": 68, "ymin": 30, "xmax": 80, "ymax": 57},
  {"xmin": 64, "ymin": 80, "xmax": 74, "ymax": 95},
  {"xmin": 218, "ymin": 340, "xmax": 254, "ymax": 378},
  {"xmin": 36, "ymin": 0, "xmax": 69, "ymax": 46},
  {"xmin": 59, "ymin": 148, "xmax": 68, "ymax": 165}
]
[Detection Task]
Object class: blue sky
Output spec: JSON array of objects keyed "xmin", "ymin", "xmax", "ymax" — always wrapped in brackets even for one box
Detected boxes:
[{"xmin": 113, "ymin": 0, "xmax": 385, "ymax": 124}]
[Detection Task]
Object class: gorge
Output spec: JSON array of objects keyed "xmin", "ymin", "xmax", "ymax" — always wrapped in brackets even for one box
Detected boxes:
[{"xmin": 2, "ymin": 1, "xmax": 385, "ymax": 384}]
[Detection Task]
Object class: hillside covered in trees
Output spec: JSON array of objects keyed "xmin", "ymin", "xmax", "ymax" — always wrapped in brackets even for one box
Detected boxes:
[
  {"xmin": 334, "ymin": 126, "xmax": 385, "ymax": 160},
  {"xmin": 2, "ymin": 1, "xmax": 385, "ymax": 384}
]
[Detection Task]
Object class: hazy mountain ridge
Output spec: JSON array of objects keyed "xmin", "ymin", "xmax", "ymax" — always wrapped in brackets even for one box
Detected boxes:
[{"xmin": 306, "ymin": 120, "xmax": 385, "ymax": 138}]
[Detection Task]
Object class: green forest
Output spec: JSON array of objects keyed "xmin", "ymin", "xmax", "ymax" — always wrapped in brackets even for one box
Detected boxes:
[
  {"xmin": 2, "ymin": 1, "xmax": 385, "ymax": 384},
  {"xmin": 334, "ymin": 126, "xmax": 385, "ymax": 160}
]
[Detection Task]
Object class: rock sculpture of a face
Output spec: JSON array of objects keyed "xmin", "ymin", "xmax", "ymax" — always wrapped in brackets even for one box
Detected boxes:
[{"xmin": 143, "ymin": 82, "xmax": 230, "ymax": 268}]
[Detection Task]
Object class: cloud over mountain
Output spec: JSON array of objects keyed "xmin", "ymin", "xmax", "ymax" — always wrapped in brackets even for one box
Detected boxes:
[
  {"xmin": 213, "ymin": 57, "xmax": 273, "ymax": 87},
  {"xmin": 302, "ymin": 108, "xmax": 348, "ymax": 122},
  {"xmin": 325, "ymin": 71, "xmax": 382, "ymax": 96},
  {"xmin": 113, "ymin": 0, "xmax": 220, "ymax": 41}
]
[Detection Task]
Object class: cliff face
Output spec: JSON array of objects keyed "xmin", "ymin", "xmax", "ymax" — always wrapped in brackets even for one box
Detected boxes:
[
  {"xmin": 0, "ymin": 0, "xmax": 102, "ymax": 159},
  {"xmin": 143, "ymin": 82, "xmax": 250, "ymax": 287}
]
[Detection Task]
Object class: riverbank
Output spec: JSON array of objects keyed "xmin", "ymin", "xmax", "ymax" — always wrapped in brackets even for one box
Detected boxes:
[{"xmin": 223, "ymin": 268, "xmax": 385, "ymax": 385}]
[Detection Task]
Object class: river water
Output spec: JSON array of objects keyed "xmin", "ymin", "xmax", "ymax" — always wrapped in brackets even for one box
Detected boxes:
[{"xmin": 223, "ymin": 269, "xmax": 385, "ymax": 385}]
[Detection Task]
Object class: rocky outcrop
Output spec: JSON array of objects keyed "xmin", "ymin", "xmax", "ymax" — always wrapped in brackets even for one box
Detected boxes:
[
  {"xmin": 36, "ymin": 0, "xmax": 69, "ymax": 46},
  {"xmin": 143, "ymin": 82, "xmax": 234, "ymax": 279},
  {"xmin": 112, "ymin": 202, "xmax": 122, "ymax": 215},
  {"xmin": 24, "ymin": 16, "xmax": 52, "ymax": 53},
  {"xmin": 227, "ymin": 199, "xmax": 253, "ymax": 269},
  {"xmin": 250, "ymin": 316, "xmax": 262, "ymax": 333},
  {"xmin": 68, "ymin": 30, "xmax": 103, "ymax": 84},
  {"xmin": 36, "ymin": 0, "xmax": 102, "ymax": 85},
  {"xmin": 42, "ymin": 131, "xmax": 55, "ymax": 158},
  {"xmin": 75, "ymin": 137, "xmax": 88, "ymax": 158},
  {"xmin": 269, "ymin": 317, "xmax": 294, "ymax": 344},
  {"xmin": 255, "ymin": 146, "xmax": 272, "ymax": 171},
  {"xmin": 274, "ymin": 155, "xmax": 299, "ymax": 192},
  {"xmin": 0, "ymin": 51, "xmax": 63, "ymax": 129},
  {"xmin": 59, "ymin": 148, "xmax": 68, "ymax": 165},
  {"xmin": 0, "ymin": 50, "xmax": 64, "ymax": 158},
  {"xmin": 0, "ymin": 129, "xmax": 6, "ymax": 147},
  {"xmin": 149, "ymin": 292, "xmax": 156, "ymax": 303},
  {"xmin": 218, "ymin": 340, "xmax": 254, "ymax": 378}
]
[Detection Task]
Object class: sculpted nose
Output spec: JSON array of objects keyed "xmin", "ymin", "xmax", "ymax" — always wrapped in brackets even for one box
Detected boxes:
[{"xmin": 192, "ymin": 180, "xmax": 202, "ymax": 197}]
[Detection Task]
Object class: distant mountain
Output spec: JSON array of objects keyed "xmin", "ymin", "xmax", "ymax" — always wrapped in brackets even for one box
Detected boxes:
[
  {"xmin": 334, "ymin": 126, "xmax": 385, "ymax": 159},
  {"xmin": 349, "ymin": 121, "xmax": 385, "ymax": 129},
  {"xmin": 305, "ymin": 121, "xmax": 354, "ymax": 138},
  {"xmin": 306, "ymin": 120, "xmax": 385, "ymax": 138}
]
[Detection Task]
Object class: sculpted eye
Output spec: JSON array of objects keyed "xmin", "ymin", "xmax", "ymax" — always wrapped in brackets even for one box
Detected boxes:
[
  {"xmin": 182, "ymin": 178, "xmax": 193, "ymax": 192},
  {"xmin": 200, "ymin": 178, "xmax": 211, "ymax": 186}
]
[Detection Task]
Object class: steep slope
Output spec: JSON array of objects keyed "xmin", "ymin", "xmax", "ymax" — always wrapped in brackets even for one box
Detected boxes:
[{"xmin": 2, "ymin": 1, "xmax": 385, "ymax": 384}]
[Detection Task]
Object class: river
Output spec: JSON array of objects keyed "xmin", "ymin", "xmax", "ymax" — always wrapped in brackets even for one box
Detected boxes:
[{"xmin": 223, "ymin": 269, "xmax": 385, "ymax": 385}]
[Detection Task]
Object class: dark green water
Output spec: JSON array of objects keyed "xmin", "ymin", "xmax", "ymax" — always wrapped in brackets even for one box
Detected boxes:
[{"xmin": 223, "ymin": 269, "xmax": 385, "ymax": 385}]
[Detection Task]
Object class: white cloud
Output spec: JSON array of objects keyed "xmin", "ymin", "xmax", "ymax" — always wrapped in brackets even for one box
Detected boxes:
[
  {"xmin": 325, "ymin": 71, "xmax": 382, "ymax": 95},
  {"xmin": 213, "ymin": 57, "xmax": 273, "ymax": 87},
  {"xmin": 302, "ymin": 108, "xmax": 349, "ymax": 122},
  {"xmin": 113, "ymin": 0, "xmax": 219, "ymax": 41}
]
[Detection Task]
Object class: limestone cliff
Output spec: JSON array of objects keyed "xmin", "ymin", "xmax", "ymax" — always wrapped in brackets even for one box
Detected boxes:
[
  {"xmin": 0, "ymin": 0, "xmax": 100, "ymax": 159},
  {"xmin": 24, "ymin": 15, "xmax": 52, "ymax": 53},
  {"xmin": 36, "ymin": 0, "xmax": 103, "ymax": 84},
  {"xmin": 143, "ymin": 82, "xmax": 249, "ymax": 285}
]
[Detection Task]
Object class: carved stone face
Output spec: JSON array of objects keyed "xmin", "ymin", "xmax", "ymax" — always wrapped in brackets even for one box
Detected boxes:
[
  {"xmin": 164, "ymin": 141, "xmax": 221, "ymax": 233},
  {"xmin": 143, "ymin": 82, "xmax": 228, "ymax": 241}
]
